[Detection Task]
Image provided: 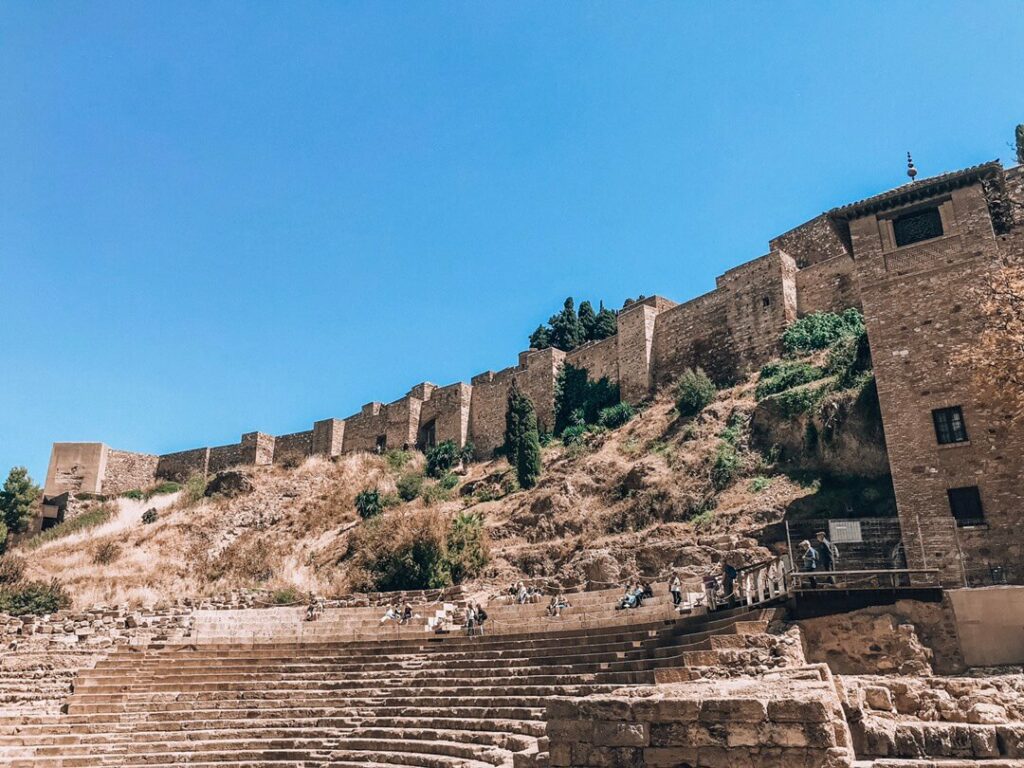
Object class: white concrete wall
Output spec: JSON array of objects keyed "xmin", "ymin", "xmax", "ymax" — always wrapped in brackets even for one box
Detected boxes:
[{"xmin": 948, "ymin": 586, "xmax": 1024, "ymax": 667}]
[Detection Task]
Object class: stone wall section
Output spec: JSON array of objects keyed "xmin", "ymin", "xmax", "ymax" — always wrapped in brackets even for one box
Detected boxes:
[
  {"xmin": 155, "ymin": 447, "xmax": 210, "ymax": 482},
  {"xmin": 99, "ymin": 449, "xmax": 159, "ymax": 495},
  {"xmin": 272, "ymin": 430, "xmax": 314, "ymax": 466},
  {"xmin": 418, "ymin": 382, "xmax": 472, "ymax": 448},
  {"xmin": 795, "ymin": 254, "xmax": 861, "ymax": 316},
  {"xmin": 770, "ymin": 214, "xmax": 851, "ymax": 268}
]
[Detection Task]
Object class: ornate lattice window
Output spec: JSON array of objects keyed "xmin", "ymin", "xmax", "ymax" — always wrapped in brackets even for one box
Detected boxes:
[{"xmin": 892, "ymin": 206, "xmax": 943, "ymax": 247}]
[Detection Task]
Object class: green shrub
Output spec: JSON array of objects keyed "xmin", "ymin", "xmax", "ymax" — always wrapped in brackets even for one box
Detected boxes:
[
  {"xmin": 421, "ymin": 482, "xmax": 453, "ymax": 506},
  {"xmin": 598, "ymin": 402, "xmax": 636, "ymax": 429},
  {"xmin": 355, "ymin": 489, "xmax": 384, "ymax": 519},
  {"xmin": 385, "ymin": 449, "xmax": 412, "ymax": 472},
  {"xmin": 710, "ymin": 442, "xmax": 741, "ymax": 490},
  {"xmin": 782, "ymin": 309, "xmax": 865, "ymax": 355},
  {"xmin": 755, "ymin": 361, "xmax": 825, "ymax": 400},
  {"xmin": 141, "ymin": 508, "xmax": 159, "ymax": 525},
  {"xmin": 396, "ymin": 473, "xmax": 423, "ymax": 502},
  {"xmin": 438, "ymin": 472, "xmax": 459, "ymax": 491},
  {"xmin": 350, "ymin": 509, "xmax": 487, "ymax": 592},
  {"xmin": 0, "ymin": 521, "xmax": 7, "ymax": 555},
  {"xmin": 0, "ymin": 578, "xmax": 70, "ymax": 616},
  {"xmin": 26, "ymin": 504, "xmax": 116, "ymax": 550},
  {"xmin": 774, "ymin": 385, "xmax": 828, "ymax": 417},
  {"xmin": 674, "ymin": 368, "xmax": 716, "ymax": 418},
  {"xmin": 690, "ymin": 510, "xmax": 715, "ymax": 531},
  {"xmin": 825, "ymin": 328, "xmax": 872, "ymax": 389},
  {"xmin": 443, "ymin": 511, "xmax": 488, "ymax": 584},
  {"xmin": 720, "ymin": 412, "xmax": 748, "ymax": 446},
  {"xmin": 749, "ymin": 476, "xmax": 772, "ymax": 493},
  {"xmin": 149, "ymin": 481, "xmax": 181, "ymax": 497},
  {"xmin": 120, "ymin": 489, "xmax": 145, "ymax": 501},
  {"xmin": 181, "ymin": 474, "xmax": 208, "ymax": 505},
  {"xmin": 425, "ymin": 441, "xmax": 461, "ymax": 478},
  {"xmin": 561, "ymin": 424, "xmax": 590, "ymax": 446},
  {"xmin": 272, "ymin": 587, "xmax": 300, "ymax": 605}
]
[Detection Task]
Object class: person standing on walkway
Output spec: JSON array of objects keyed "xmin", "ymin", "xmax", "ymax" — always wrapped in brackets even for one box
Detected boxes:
[
  {"xmin": 669, "ymin": 574, "xmax": 682, "ymax": 607},
  {"xmin": 800, "ymin": 540, "xmax": 819, "ymax": 588}
]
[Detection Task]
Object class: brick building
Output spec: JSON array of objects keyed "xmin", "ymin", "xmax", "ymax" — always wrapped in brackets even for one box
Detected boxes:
[{"xmin": 39, "ymin": 159, "xmax": 1024, "ymax": 585}]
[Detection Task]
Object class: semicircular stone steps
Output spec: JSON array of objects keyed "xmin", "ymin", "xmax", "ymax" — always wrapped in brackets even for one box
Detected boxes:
[{"xmin": 0, "ymin": 591, "xmax": 778, "ymax": 768}]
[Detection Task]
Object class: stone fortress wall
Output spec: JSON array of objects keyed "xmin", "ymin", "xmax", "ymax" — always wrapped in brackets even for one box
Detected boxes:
[{"xmin": 42, "ymin": 160, "xmax": 1024, "ymax": 586}]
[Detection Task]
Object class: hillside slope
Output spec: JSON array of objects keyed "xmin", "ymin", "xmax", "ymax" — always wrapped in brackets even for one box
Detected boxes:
[{"xmin": 19, "ymin": 358, "xmax": 892, "ymax": 609}]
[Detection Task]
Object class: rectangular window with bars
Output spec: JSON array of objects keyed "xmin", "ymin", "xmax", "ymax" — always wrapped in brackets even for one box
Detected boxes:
[
  {"xmin": 932, "ymin": 406, "xmax": 968, "ymax": 445},
  {"xmin": 893, "ymin": 206, "xmax": 944, "ymax": 247},
  {"xmin": 948, "ymin": 486, "xmax": 985, "ymax": 527}
]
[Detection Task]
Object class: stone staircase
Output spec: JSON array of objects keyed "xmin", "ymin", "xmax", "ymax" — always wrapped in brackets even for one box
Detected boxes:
[{"xmin": 0, "ymin": 582, "xmax": 777, "ymax": 768}]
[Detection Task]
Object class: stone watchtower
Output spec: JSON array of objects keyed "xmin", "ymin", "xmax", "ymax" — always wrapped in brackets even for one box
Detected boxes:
[{"xmin": 830, "ymin": 161, "xmax": 1024, "ymax": 585}]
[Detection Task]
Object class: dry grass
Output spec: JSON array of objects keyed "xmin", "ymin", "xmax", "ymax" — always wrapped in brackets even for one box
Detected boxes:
[{"xmin": 19, "ymin": 368, "xmax": 851, "ymax": 608}]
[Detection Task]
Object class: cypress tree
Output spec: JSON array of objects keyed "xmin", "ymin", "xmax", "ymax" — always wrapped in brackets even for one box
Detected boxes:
[
  {"xmin": 548, "ymin": 297, "xmax": 585, "ymax": 351},
  {"xmin": 578, "ymin": 300, "xmax": 598, "ymax": 341},
  {"xmin": 591, "ymin": 301, "xmax": 618, "ymax": 340},
  {"xmin": 1017, "ymin": 124, "xmax": 1024, "ymax": 165},
  {"xmin": 504, "ymin": 383, "xmax": 542, "ymax": 488},
  {"xmin": 529, "ymin": 324, "xmax": 551, "ymax": 350}
]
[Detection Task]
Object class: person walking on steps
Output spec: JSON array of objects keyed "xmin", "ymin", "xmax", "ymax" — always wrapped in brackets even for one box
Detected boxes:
[
  {"xmin": 800, "ymin": 540, "xmax": 819, "ymax": 589},
  {"xmin": 816, "ymin": 531, "xmax": 838, "ymax": 585},
  {"xmin": 670, "ymin": 574, "xmax": 682, "ymax": 607}
]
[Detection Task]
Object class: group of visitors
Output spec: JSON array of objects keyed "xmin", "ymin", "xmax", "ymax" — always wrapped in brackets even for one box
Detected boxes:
[
  {"xmin": 379, "ymin": 602, "xmax": 416, "ymax": 625},
  {"xmin": 546, "ymin": 593, "xmax": 571, "ymax": 617},
  {"xmin": 799, "ymin": 531, "xmax": 839, "ymax": 587},
  {"xmin": 464, "ymin": 602, "xmax": 488, "ymax": 635},
  {"xmin": 508, "ymin": 581, "xmax": 544, "ymax": 604},
  {"xmin": 615, "ymin": 580, "xmax": 653, "ymax": 610}
]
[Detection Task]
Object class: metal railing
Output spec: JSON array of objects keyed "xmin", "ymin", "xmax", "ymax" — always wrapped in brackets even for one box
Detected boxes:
[{"xmin": 789, "ymin": 567, "xmax": 941, "ymax": 591}]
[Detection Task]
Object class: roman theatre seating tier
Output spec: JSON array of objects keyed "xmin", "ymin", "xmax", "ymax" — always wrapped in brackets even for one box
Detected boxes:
[{"xmin": 0, "ymin": 583, "xmax": 776, "ymax": 768}]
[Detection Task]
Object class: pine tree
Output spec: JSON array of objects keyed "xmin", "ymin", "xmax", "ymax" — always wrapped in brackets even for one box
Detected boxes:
[
  {"xmin": 529, "ymin": 324, "xmax": 551, "ymax": 350},
  {"xmin": 548, "ymin": 297, "xmax": 586, "ymax": 351},
  {"xmin": 578, "ymin": 300, "xmax": 598, "ymax": 341},
  {"xmin": 591, "ymin": 301, "xmax": 618, "ymax": 340},
  {"xmin": 0, "ymin": 467, "xmax": 40, "ymax": 534},
  {"xmin": 1017, "ymin": 124, "xmax": 1024, "ymax": 165}
]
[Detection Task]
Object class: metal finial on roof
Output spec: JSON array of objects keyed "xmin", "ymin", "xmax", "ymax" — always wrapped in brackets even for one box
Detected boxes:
[{"xmin": 907, "ymin": 152, "xmax": 918, "ymax": 181}]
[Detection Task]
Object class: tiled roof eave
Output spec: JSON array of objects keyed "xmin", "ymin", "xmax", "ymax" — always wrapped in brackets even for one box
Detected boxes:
[{"xmin": 828, "ymin": 160, "xmax": 1002, "ymax": 221}]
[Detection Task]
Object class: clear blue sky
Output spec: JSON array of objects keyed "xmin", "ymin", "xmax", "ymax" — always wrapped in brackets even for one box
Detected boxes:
[{"xmin": 2, "ymin": 3, "xmax": 1023, "ymax": 484}]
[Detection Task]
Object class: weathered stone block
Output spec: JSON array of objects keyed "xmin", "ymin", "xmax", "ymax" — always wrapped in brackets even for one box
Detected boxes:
[
  {"xmin": 699, "ymin": 697, "xmax": 768, "ymax": 723},
  {"xmin": 593, "ymin": 721, "xmax": 648, "ymax": 748}
]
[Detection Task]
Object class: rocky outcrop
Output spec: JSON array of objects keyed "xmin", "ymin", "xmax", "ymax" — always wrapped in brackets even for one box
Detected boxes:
[
  {"xmin": 751, "ymin": 381, "xmax": 889, "ymax": 479},
  {"xmin": 797, "ymin": 598, "xmax": 966, "ymax": 676}
]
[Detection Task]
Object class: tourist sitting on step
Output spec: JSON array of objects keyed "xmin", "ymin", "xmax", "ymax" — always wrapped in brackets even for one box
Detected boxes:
[
  {"xmin": 399, "ymin": 603, "xmax": 414, "ymax": 625},
  {"xmin": 546, "ymin": 593, "xmax": 570, "ymax": 617},
  {"xmin": 380, "ymin": 604, "xmax": 400, "ymax": 624},
  {"xmin": 670, "ymin": 575, "xmax": 682, "ymax": 607},
  {"xmin": 516, "ymin": 581, "xmax": 529, "ymax": 604},
  {"xmin": 640, "ymin": 580, "xmax": 654, "ymax": 600},
  {"xmin": 617, "ymin": 584, "xmax": 640, "ymax": 610},
  {"xmin": 304, "ymin": 593, "xmax": 323, "ymax": 622}
]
